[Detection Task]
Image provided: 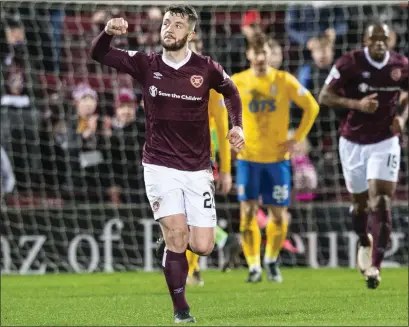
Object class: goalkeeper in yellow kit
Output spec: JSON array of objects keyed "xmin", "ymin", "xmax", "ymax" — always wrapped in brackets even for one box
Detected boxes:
[
  {"xmin": 232, "ymin": 34, "xmax": 319, "ymax": 283},
  {"xmin": 185, "ymin": 35, "xmax": 240, "ymax": 286}
]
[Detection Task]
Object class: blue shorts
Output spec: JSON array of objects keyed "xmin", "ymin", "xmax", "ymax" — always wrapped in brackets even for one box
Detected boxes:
[{"xmin": 236, "ymin": 159, "xmax": 291, "ymax": 206}]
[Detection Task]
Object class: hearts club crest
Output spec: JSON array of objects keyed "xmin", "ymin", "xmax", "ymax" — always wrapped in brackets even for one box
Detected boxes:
[{"xmin": 190, "ymin": 75, "xmax": 204, "ymax": 88}]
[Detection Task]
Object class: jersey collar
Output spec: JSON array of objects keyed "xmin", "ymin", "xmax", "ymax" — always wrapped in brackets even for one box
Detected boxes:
[
  {"xmin": 364, "ymin": 47, "xmax": 390, "ymax": 70},
  {"xmin": 162, "ymin": 49, "xmax": 192, "ymax": 70}
]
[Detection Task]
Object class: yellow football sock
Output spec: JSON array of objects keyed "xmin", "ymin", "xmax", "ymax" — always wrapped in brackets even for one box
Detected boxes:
[
  {"xmin": 186, "ymin": 250, "xmax": 200, "ymax": 276},
  {"xmin": 240, "ymin": 214, "xmax": 261, "ymax": 271},
  {"xmin": 265, "ymin": 220, "xmax": 288, "ymax": 263}
]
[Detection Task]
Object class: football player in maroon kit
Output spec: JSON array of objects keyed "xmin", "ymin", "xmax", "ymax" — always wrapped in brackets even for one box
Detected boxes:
[
  {"xmin": 90, "ymin": 5, "xmax": 244, "ymax": 323},
  {"xmin": 319, "ymin": 21, "xmax": 408, "ymax": 289}
]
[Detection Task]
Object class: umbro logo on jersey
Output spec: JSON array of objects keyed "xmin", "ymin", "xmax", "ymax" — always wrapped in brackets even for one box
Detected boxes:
[
  {"xmin": 153, "ymin": 72, "xmax": 163, "ymax": 80},
  {"xmin": 362, "ymin": 71, "xmax": 371, "ymax": 78}
]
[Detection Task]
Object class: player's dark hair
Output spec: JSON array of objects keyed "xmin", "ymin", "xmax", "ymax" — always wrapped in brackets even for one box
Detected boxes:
[
  {"xmin": 164, "ymin": 5, "xmax": 198, "ymax": 29},
  {"xmin": 246, "ymin": 33, "xmax": 268, "ymax": 51}
]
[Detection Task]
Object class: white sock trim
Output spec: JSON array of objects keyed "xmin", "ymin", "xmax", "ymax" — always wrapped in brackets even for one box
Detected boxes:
[
  {"xmin": 162, "ymin": 247, "xmax": 168, "ymax": 268},
  {"xmin": 264, "ymin": 257, "xmax": 277, "ymax": 265}
]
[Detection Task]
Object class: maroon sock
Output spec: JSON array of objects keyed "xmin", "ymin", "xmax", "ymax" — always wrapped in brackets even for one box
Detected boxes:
[
  {"xmin": 351, "ymin": 209, "xmax": 370, "ymax": 246},
  {"xmin": 163, "ymin": 248, "xmax": 189, "ymax": 312},
  {"xmin": 371, "ymin": 209, "xmax": 392, "ymax": 270}
]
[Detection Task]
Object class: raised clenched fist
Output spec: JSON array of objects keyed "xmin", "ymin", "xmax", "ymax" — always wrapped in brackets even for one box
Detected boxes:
[{"xmin": 105, "ymin": 18, "xmax": 128, "ymax": 36}]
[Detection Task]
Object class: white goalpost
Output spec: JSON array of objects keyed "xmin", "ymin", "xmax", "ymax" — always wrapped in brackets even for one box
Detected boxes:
[{"xmin": 0, "ymin": 0, "xmax": 407, "ymax": 274}]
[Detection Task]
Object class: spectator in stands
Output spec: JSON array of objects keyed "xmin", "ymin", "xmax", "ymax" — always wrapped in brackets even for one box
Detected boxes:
[
  {"xmin": 295, "ymin": 35, "xmax": 336, "ymax": 147},
  {"xmin": 130, "ymin": 6, "xmax": 163, "ymax": 54},
  {"xmin": 65, "ymin": 83, "xmax": 113, "ymax": 202},
  {"xmin": 107, "ymin": 88, "xmax": 145, "ymax": 204},
  {"xmin": 1, "ymin": 17, "xmax": 31, "ymax": 109},
  {"xmin": 295, "ymin": 36, "xmax": 341, "ymax": 197},
  {"xmin": 297, "ymin": 36, "xmax": 334, "ymax": 99},
  {"xmin": 267, "ymin": 38, "xmax": 283, "ymax": 69},
  {"xmin": 1, "ymin": 17, "xmax": 26, "ymax": 64},
  {"xmin": 288, "ymin": 130, "xmax": 317, "ymax": 203},
  {"xmin": 219, "ymin": 9, "xmax": 264, "ymax": 75},
  {"xmin": 379, "ymin": 4, "xmax": 408, "ymax": 54},
  {"xmin": 38, "ymin": 92, "xmax": 70, "ymax": 194},
  {"xmin": 285, "ymin": 3, "xmax": 347, "ymax": 69}
]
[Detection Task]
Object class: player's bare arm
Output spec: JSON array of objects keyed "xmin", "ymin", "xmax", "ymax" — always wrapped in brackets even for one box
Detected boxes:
[
  {"xmin": 392, "ymin": 92, "xmax": 408, "ymax": 134},
  {"xmin": 319, "ymin": 84, "xmax": 378, "ymax": 114}
]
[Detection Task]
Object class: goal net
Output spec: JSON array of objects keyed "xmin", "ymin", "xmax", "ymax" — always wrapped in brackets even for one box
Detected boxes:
[{"xmin": 1, "ymin": 0, "xmax": 408, "ymax": 274}]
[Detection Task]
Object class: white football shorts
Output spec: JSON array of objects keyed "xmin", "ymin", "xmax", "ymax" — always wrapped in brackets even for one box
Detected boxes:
[
  {"xmin": 143, "ymin": 163, "xmax": 217, "ymax": 227},
  {"xmin": 339, "ymin": 136, "xmax": 401, "ymax": 194}
]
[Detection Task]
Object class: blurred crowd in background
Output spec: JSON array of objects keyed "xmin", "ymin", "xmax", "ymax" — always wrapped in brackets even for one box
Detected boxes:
[{"xmin": 0, "ymin": 2, "xmax": 408, "ymax": 208}]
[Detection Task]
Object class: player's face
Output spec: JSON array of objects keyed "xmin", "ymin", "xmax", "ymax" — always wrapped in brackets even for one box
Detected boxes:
[
  {"xmin": 76, "ymin": 96, "xmax": 97, "ymax": 118},
  {"xmin": 269, "ymin": 45, "xmax": 283, "ymax": 69},
  {"xmin": 161, "ymin": 12, "xmax": 193, "ymax": 51},
  {"xmin": 116, "ymin": 103, "xmax": 136, "ymax": 125},
  {"xmin": 311, "ymin": 45, "xmax": 334, "ymax": 68},
  {"xmin": 366, "ymin": 24, "xmax": 390, "ymax": 61},
  {"xmin": 247, "ymin": 43, "xmax": 271, "ymax": 75}
]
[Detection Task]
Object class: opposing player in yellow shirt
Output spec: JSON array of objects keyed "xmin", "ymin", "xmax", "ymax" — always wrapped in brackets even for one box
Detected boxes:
[
  {"xmin": 185, "ymin": 35, "xmax": 239, "ymax": 286},
  {"xmin": 232, "ymin": 34, "xmax": 319, "ymax": 283}
]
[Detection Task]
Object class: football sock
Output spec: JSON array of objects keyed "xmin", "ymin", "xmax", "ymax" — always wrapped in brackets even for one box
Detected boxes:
[
  {"xmin": 351, "ymin": 208, "xmax": 370, "ymax": 247},
  {"xmin": 186, "ymin": 250, "xmax": 200, "ymax": 277},
  {"xmin": 371, "ymin": 209, "xmax": 392, "ymax": 270},
  {"xmin": 240, "ymin": 215, "xmax": 261, "ymax": 272},
  {"xmin": 215, "ymin": 226, "xmax": 228, "ymax": 249},
  {"xmin": 264, "ymin": 220, "xmax": 288, "ymax": 264},
  {"xmin": 163, "ymin": 248, "xmax": 189, "ymax": 312}
]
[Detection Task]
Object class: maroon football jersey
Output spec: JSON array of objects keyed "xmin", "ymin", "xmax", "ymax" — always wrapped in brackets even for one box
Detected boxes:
[
  {"xmin": 90, "ymin": 31, "xmax": 242, "ymax": 171},
  {"xmin": 325, "ymin": 48, "xmax": 408, "ymax": 144}
]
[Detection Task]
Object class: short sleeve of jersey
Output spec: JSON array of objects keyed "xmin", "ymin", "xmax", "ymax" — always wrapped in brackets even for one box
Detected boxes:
[{"xmin": 324, "ymin": 53, "xmax": 355, "ymax": 91}]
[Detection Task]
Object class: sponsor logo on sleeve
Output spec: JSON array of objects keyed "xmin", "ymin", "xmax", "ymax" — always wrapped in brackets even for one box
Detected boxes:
[
  {"xmin": 127, "ymin": 51, "xmax": 138, "ymax": 57},
  {"xmin": 297, "ymin": 86, "xmax": 308, "ymax": 96},
  {"xmin": 222, "ymin": 70, "xmax": 230, "ymax": 80},
  {"xmin": 324, "ymin": 65, "xmax": 340, "ymax": 85}
]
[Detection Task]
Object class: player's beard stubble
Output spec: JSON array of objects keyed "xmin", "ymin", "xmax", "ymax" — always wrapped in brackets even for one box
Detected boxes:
[{"xmin": 161, "ymin": 33, "xmax": 189, "ymax": 51}]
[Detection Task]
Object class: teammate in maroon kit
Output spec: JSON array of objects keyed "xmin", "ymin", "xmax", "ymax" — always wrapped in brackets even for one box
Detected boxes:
[
  {"xmin": 90, "ymin": 5, "xmax": 244, "ymax": 323},
  {"xmin": 319, "ymin": 21, "xmax": 408, "ymax": 289}
]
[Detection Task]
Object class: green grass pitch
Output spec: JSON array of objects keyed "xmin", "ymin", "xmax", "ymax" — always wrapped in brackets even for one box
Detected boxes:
[{"xmin": 1, "ymin": 268, "xmax": 407, "ymax": 326}]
